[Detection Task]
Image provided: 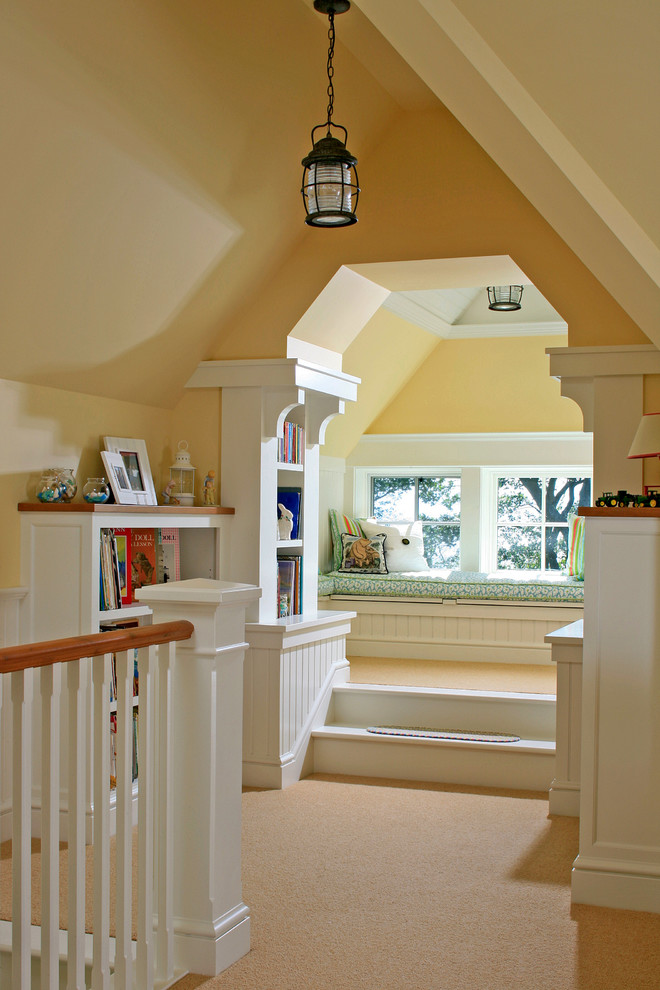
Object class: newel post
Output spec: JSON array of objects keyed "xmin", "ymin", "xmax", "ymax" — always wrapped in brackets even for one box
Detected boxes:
[{"xmin": 135, "ymin": 578, "xmax": 261, "ymax": 976}]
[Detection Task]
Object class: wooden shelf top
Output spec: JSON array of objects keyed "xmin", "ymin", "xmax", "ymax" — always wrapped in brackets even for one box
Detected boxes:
[
  {"xmin": 18, "ymin": 502, "xmax": 234, "ymax": 514},
  {"xmin": 579, "ymin": 507, "xmax": 660, "ymax": 518}
]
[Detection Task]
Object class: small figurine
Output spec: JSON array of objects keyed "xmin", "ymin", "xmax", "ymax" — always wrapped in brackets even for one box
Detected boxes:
[
  {"xmin": 277, "ymin": 503, "xmax": 294, "ymax": 540},
  {"xmin": 162, "ymin": 479, "xmax": 180, "ymax": 505},
  {"xmin": 203, "ymin": 470, "xmax": 216, "ymax": 506}
]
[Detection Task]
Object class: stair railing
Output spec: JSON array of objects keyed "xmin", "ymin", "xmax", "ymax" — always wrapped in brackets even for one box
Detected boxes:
[{"xmin": 0, "ymin": 620, "xmax": 192, "ymax": 990}]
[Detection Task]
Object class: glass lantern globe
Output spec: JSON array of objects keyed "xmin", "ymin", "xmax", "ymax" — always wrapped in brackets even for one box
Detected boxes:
[{"xmin": 169, "ymin": 441, "xmax": 196, "ymax": 506}]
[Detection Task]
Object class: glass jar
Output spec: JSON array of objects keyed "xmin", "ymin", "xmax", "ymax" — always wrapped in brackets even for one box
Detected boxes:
[
  {"xmin": 57, "ymin": 468, "xmax": 78, "ymax": 502},
  {"xmin": 37, "ymin": 469, "xmax": 65, "ymax": 503},
  {"xmin": 83, "ymin": 477, "xmax": 110, "ymax": 503}
]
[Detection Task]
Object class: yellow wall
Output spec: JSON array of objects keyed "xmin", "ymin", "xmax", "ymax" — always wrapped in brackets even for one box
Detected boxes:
[
  {"xmin": 0, "ymin": 380, "xmax": 221, "ymax": 587},
  {"xmin": 367, "ymin": 334, "xmax": 581, "ymax": 435},
  {"xmin": 322, "ymin": 309, "xmax": 439, "ymax": 458}
]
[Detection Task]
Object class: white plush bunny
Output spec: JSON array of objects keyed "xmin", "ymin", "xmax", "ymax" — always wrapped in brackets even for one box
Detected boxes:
[{"xmin": 277, "ymin": 503, "xmax": 294, "ymax": 540}]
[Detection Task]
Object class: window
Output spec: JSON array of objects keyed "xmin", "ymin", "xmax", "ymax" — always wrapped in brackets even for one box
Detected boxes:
[
  {"xmin": 371, "ymin": 475, "xmax": 461, "ymax": 567},
  {"xmin": 495, "ymin": 475, "xmax": 591, "ymax": 571}
]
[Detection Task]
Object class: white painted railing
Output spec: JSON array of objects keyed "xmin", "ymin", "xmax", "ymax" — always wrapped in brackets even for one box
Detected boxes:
[{"xmin": 0, "ymin": 578, "xmax": 260, "ymax": 990}]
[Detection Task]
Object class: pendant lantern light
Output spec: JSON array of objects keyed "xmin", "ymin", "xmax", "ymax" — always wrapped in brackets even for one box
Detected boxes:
[
  {"xmin": 301, "ymin": 0, "xmax": 360, "ymax": 227},
  {"xmin": 487, "ymin": 285, "xmax": 524, "ymax": 311}
]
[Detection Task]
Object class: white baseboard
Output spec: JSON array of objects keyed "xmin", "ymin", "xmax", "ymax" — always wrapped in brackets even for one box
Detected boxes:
[
  {"xmin": 572, "ymin": 857, "xmax": 660, "ymax": 913},
  {"xmin": 548, "ymin": 780, "xmax": 580, "ymax": 817}
]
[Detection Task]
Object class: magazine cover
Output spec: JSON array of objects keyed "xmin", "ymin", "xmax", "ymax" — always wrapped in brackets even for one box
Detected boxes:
[
  {"xmin": 130, "ymin": 529, "xmax": 157, "ymax": 593},
  {"xmin": 157, "ymin": 528, "xmax": 181, "ymax": 583}
]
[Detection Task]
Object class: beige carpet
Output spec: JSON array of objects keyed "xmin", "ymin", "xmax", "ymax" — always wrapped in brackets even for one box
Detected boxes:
[
  {"xmin": 171, "ymin": 774, "xmax": 660, "ymax": 990},
  {"xmin": 349, "ymin": 656, "xmax": 557, "ymax": 694}
]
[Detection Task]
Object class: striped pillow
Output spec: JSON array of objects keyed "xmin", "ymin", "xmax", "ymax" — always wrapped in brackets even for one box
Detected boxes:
[
  {"xmin": 329, "ymin": 509, "xmax": 365, "ymax": 571},
  {"xmin": 567, "ymin": 513, "xmax": 585, "ymax": 580}
]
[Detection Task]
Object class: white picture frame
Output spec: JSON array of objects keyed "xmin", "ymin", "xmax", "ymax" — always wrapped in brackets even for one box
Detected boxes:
[
  {"xmin": 101, "ymin": 450, "xmax": 141, "ymax": 505},
  {"xmin": 103, "ymin": 436, "xmax": 158, "ymax": 506}
]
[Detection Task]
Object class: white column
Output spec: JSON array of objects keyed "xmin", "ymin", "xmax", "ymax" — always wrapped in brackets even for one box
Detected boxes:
[
  {"xmin": 573, "ymin": 514, "xmax": 660, "ymax": 912},
  {"xmin": 136, "ymin": 578, "xmax": 261, "ymax": 977},
  {"xmin": 545, "ymin": 619, "xmax": 583, "ymax": 817}
]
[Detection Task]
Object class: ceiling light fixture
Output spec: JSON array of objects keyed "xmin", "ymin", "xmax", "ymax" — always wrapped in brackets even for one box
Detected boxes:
[
  {"xmin": 487, "ymin": 285, "xmax": 524, "ymax": 311},
  {"xmin": 301, "ymin": 0, "xmax": 359, "ymax": 227}
]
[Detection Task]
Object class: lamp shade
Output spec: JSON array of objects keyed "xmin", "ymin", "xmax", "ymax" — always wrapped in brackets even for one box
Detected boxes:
[{"xmin": 628, "ymin": 412, "xmax": 660, "ymax": 458}]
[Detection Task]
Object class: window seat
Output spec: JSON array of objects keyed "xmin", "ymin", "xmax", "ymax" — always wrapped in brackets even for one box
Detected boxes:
[
  {"xmin": 317, "ymin": 569, "xmax": 583, "ymax": 665},
  {"xmin": 318, "ymin": 568, "xmax": 584, "ymax": 605}
]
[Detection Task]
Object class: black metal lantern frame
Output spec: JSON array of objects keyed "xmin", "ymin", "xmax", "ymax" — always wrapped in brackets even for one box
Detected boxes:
[
  {"xmin": 301, "ymin": 1, "xmax": 360, "ymax": 227},
  {"xmin": 487, "ymin": 285, "xmax": 524, "ymax": 311}
]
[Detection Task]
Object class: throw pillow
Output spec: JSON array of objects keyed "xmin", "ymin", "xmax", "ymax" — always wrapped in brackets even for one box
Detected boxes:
[
  {"xmin": 567, "ymin": 513, "xmax": 585, "ymax": 580},
  {"xmin": 360, "ymin": 518, "xmax": 429, "ymax": 572},
  {"xmin": 338, "ymin": 533, "xmax": 388, "ymax": 574},
  {"xmin": 329, "ymin": 509, "xmax": 365, "ymax": 571}
]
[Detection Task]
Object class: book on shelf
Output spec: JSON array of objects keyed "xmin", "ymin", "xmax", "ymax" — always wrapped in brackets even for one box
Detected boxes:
[
  {"xmin": 278, "ymin": 421, "xmax": 304, "ymax": 465},
  {"xmin": 157, "ymin": 528, "xmax": 180, "ymax": 583},
  {"xmin": 113, "ymin": 528, "xmax": 132, "ymax": 605},
  {"xmin": 277, "ymin": 555, "xmax": 302, "ymax": 616},
  {"xmin": 277, "ymin": 487, "xmax": 302, "ymax": 541},
  {"xmin": 99, "ymin": 527, "xmax": 185, "ymax": 611},
  {"xmin": 130, "ymin": 528, "xmax": 158, "ymax": 595}
]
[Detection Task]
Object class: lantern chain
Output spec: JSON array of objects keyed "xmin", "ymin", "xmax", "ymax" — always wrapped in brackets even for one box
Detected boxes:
[{"xmin": 325, "ymin": 11, "xmax": 336, "ymax": 130}]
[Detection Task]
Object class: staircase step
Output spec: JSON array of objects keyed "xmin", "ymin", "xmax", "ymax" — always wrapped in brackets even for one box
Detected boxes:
[
  {"xmin": 311, "ymin": 724, "xmax": 555, "ymax": 791},
  {"xmin": 329, "ymin": 682, "xmax": 556, "ymax": 741}
]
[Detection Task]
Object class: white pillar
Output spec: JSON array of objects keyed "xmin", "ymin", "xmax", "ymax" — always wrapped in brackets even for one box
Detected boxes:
[
  {"xmin": 545, "ymin": 619, "xmax": 583, "ymax": 817},
  {"xmin": 136, "ymin": 578, "xmax": 261, "ymax": 977}
]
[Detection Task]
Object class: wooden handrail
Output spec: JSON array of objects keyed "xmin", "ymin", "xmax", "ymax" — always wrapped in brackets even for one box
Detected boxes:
[{"xmin": 0, "ymin": 620, "xmax": 194, "ymax": 674}]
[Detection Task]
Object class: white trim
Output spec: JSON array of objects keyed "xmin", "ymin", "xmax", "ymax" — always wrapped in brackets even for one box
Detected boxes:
[{"xmin": 447, "ymin": 322, "xmax": 567, "ymax": 339}]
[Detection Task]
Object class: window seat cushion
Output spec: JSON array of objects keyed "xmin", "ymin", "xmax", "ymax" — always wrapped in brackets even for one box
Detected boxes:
[{"xmin": 318, "ymin": 568, "xmax": 584, "ymax": 604}]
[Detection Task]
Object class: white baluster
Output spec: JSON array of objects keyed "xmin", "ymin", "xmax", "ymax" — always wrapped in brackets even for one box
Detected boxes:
[
  {"xmin": 67, "ymin": 659, "xmax": 88, "ymax": 990},
  {"xmin": 11, "ymin": 668, "xmax": 33, "ymax": 990},
  {"xmin": 92, "ymin": 654, "xmax": 112, "ymax": 989},
  {"xmin": 115, "ymin": 649, "xmax": 134, "ymax": 989},
  {"xmin": 41, "ymin": 664, "xmax": 61, "ymax": 990},
  {"xmin": 155, "ymin": 642, "xmax": 175, "ymax": 984},
  {"xmin": 136, "ymin": 645, "xmax": 155, "ymax": 990}
]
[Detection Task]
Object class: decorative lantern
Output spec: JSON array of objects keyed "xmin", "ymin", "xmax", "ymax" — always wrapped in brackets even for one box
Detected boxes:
[
  {"xmin": 169, "ymin": 441, "xmax": 196, "ymax": 506},
  {"xmin": 301, "ymin": 0, "xmax": 360, "ymax": 227},
  {"xmin": 487, "ymin": 285, "xmax": 524, "ymax": 311}
]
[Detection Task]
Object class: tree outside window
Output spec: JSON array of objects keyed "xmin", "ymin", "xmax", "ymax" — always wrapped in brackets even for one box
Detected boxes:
[
  {"xmin": 496, "ymin": 476, "xmax": 591, "ymax": 570},
  {"xmin": 371, "ymin": 476, "xmax": 461, "ymax": 567}
]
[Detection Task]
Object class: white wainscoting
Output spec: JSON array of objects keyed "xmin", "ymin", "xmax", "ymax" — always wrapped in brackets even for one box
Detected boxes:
[
  {"xmin": 242, "ymin": 611, "xmax": 354, "ymax": 788},
  {"xmin": 319, "ymin": 597, "xmax": 583, "ymax": 665}
]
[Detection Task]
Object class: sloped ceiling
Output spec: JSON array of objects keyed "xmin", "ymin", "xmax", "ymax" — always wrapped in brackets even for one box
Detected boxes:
[
  {"xmin": 354, "ymin": 0, "xmax": 660, "ymax": 344},
  {"xmin": 1, "ymin": 0, "xmax": 658, "ymax": 409}
]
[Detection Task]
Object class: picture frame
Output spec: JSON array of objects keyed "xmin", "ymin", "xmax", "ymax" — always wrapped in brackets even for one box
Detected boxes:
[
  {"xmin": 101, "ymin": 450, "xmax": 140, "ymax": 505},
  {"xmin": 103, "ymin": 437, "xmax": 157, "ymax": 506}
]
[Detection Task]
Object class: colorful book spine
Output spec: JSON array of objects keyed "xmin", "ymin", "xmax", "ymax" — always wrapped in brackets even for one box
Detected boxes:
[
  {"xmin": 113, "ymin": 528, "xmax": 132, "ymax": 605},
  {"xmin": 278, "ymin": 421, "xmax": 305, "ymax": 465}
]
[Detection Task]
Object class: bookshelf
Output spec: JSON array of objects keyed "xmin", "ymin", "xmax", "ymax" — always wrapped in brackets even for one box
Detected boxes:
[
  {"xmin": 18, "ymin": 502, "xmax": 234, "ymax": 831},
  {"xmin": 185, "ymin": 358, "xmax": 360, "ymax": 787},
  {"xmin": 186, "ymin": 358, "xmax": 358, "ymax": 624}
]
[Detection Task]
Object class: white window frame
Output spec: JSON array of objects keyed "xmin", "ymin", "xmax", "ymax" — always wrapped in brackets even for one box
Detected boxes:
[
  {"xmin": 353, "ymin": 461, "xmax": 592, "ymax": 573},
  {"xmin": 355, "ymin": 466, "xmax": 467, "ymax": 567},
  {"xmin": 481, "ymin": 466, "xmax": 593, "ymax": 572}
]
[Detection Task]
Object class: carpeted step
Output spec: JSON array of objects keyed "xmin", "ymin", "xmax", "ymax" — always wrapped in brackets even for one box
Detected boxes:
[{"xmin": 311, "ymin": 723, "xmax": 555, "ymax": 791}]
